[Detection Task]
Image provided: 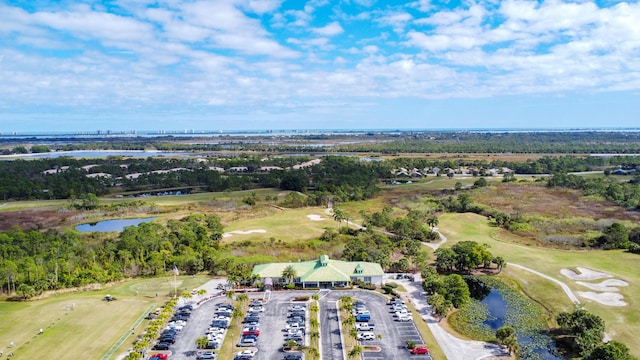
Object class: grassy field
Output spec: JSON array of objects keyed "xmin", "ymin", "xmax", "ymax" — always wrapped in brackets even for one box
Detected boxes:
[
  {"xmin": 0, "ymin": 275, "xmax": 211, "ymax": 359},
  {"xmin": 438, "ymin": 212, "xmax": 640, "ymax": 358}
]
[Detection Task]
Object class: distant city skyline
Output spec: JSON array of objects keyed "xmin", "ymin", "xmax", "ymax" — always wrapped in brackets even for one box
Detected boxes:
[{"xmin": 1, "ymin": 0, "xmax": 639, "ymax": 132}]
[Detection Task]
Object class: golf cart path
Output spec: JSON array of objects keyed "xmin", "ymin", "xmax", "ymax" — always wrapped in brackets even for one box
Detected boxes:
[
  {"xmin": 508, "ymin": 263, "xmax": 580, "ymax": 304},
  {"xmin": 422, "ymin": 228, "xmax": 447, "ymax": 250}
]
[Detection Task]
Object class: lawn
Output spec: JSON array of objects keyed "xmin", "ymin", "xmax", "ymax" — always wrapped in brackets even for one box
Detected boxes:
[
  {"xmin": 0, "ymin": 275, "xmax": 211, "ymax": 360},
  {"xmin": 438, "ymin": 212, "xmax": 640, "ymax": 358}
]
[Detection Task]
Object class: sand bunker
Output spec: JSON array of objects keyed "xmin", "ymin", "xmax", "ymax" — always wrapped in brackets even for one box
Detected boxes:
[
  {"xmin": 560, "ymin": 267, "xmax": 613, "ymax": 281},
  {"xmin": 222, "ymin": 229, "xmax": 267, "ymax": 238},
  {"xmin": 307, "ymin": 214, "xmax": 325, "ymax": 221},
  {"xmin": 576, "ymin": 279, "xmax": 629, "ymax": 292},
  {"xmin": 577, "ymin": 291, "xmax": 628, "ymax": 307}
]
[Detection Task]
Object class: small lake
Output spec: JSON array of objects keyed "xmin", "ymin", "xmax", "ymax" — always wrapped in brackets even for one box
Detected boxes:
[
  {"xmin": 76, "ymin": 217, "xmax": 156, "ymax": 232},
  {"xmin": 481, "ymin": 289, "xmax": 562, "ymax": 360}
]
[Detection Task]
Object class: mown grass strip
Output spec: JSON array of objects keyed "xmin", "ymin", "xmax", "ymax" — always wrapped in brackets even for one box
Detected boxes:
[{"xmin": 101, "ymin": 303, "xmax": 156, "ymax": 360}]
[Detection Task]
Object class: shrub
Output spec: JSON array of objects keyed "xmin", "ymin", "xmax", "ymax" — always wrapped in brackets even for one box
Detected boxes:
[
  {"xmin": 384, "ymin": 282, "xmax": 399, "ymax": 288},
  {"xmin": 294, "ymin": 296, "xmax": 310, "ymax": 301},
  {"xmin": 406, "ymin": 339, "xmax": 416, "ymax": 349}
]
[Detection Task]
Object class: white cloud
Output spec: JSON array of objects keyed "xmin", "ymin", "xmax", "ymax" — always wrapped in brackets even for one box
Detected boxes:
[
  {"xmin": 246, "ymin": 0, "xmax": 284, "ymax": 14},
  {"xmin": 376, "ymin": 11, "xmax": 413, "ymax": 33},
  {"xmin": 312, "ymin": 22, "xmax": 344, "ymax": 36}
]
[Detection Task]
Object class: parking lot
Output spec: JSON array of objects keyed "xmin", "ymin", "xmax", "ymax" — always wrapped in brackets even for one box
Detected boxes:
[
  {"xmin": 150, "ymin": 289, "xmax": 429, "ymax": 360},
  {"xmin": 323, "ymin": 291, "xmax": 426, "ymax": 360}
]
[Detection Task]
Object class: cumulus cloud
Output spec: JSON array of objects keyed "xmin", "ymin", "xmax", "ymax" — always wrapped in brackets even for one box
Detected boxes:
[
  {"xmin": 0, "ymin": 0, "xmax": 639, "ymax": 128},
  {"xmin": 312, "ymin": 22, "xmax": 344, "ymax": 36}
]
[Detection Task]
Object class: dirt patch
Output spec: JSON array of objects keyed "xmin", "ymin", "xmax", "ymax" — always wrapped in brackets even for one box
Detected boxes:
[
  {"xmin": 307, "ymin": 214, "xmax": 325, "ymax": 221},
  {"xmin": 0, "ymin": 208, "xmax": 81, "ymax": 231}
]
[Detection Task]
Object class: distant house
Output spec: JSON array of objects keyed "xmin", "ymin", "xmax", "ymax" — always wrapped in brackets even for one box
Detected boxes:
[{"xmin": 252, "ymin": 255, "xmax": 384, "ymax": 289}]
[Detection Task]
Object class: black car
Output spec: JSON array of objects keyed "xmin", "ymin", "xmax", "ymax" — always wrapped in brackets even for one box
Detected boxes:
[
  {"xmin": 153, "ymin": 342, "xmax": 171, "ymax": 350},
  {"xmin": 204, "ymin": 340, "xmax": 220, "ymax": 349},
  {"xmin": 283, "ymin": 354, "xmax": 303, "ymax": 360},
  {"xmin": 243, "ymin": 316, "xmax": 260, "ymax": 323}
]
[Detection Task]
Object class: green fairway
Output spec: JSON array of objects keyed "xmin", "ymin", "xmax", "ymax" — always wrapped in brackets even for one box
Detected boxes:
[
  {"xmin": 438, "ymin": 212, "xmax": 640, "ymax": 357},
  {"xmin": 0, "ymin": 275, "xmax": 211, "ymax": 359},
  {"xmin": 221, "ymin": 206, "xmax": 333, "ymax": 243}
]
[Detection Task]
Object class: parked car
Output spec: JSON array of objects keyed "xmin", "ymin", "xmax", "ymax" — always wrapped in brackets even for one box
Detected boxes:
[
  {"xmin": 152, "ymin": 342, "xmax": 171, "ymax": 350},
  {"xmin": 357, "ymin": 331, "xmax": 375, "ymax": 340},
  {"xmin": 355, "ymin": 313, "xmax": 371, "ymax": 322},
  {"xmin": 398, "ymin": 313, "xmax": 412, "ymax": 322},
  {"xmin": 149, "ymin": 354, "xmax": 168, "ymax": 360},
  {"xmin": 204, "ymin": 340, "xmax": 220, "ymax": 349},
  {"xmin": 237, "ymin": 337, "xmax": 257, "ymax": 347},
  {"xmin": 197, "ymin": 351, "xmax": 217, "ymax": 359},
  {"xmin": 355, "ymin": 323, "xmax": 375, "ymax": 331},
  {"xmin": 412, "ymin": 345, "xmax": 430, "ymax": 354},
  {"xmin": 235, "ymin": 349, "xmax": 257, "ymax": 357},
  {"xmin": 243, "ymin": 329, "xmax": 260, "ymax": 336},
  {"xmin": 283, "ymin": 354, "xmax": 303, "ymax": 360}
]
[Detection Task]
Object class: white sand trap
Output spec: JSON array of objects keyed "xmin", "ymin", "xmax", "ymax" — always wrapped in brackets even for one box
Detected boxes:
[
  {"xmin": 222, "ymin": 229, "xmax": 267, "ymax": 238},
  {"xmin": 560, "ymin": 267, "xmax": 613, "ymax": 281},
  {"xmin": 307, "ymin": 214, "xmax": 325, "ymax": 221},
  {"xmin": 576, "ymin": 279, "xmax": 629, "ymax": 292},
  {"xmin": 577, "ymin": 291, "xmax": 627, "ymax": 307}
]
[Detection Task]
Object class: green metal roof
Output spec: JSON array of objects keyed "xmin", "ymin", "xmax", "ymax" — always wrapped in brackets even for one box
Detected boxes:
[{"xmin": 252, "ymin": 255, "xmax": 383, "ymax": 282}]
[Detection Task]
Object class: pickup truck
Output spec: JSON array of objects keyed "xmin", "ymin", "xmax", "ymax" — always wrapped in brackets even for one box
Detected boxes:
[{"xmin": 355, "ymin": 323, "xmax": 375, "ymax": 331}]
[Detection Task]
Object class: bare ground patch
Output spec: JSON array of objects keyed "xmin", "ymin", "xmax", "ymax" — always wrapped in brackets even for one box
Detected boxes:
[
  {"xmin": 473, "ymin": 184, "xmax": 640, "ymax": 222},
  {"xmin": 0, "ymin": 208, "xmax": 81, "ymax": 231}
]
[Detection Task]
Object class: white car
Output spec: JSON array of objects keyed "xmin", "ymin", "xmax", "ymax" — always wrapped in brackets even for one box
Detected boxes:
[
  {"xmin": 167, "ymin": 324, "xmax": 183, "ymax": 331},
  {"xmin": 395, "ymin": 309, "xmax": 409, "ymax": 317},
  {"xmin": 288, "ymin": 305, "xmax": 305, "ymax": 312},
  {"xmin": 283, "ymin": 323, "xmax": 302, "ymax": 332},
  {"xmin": 355, "ymin": 323, "xmax": 373, "ymax": 331},
  {"xmin": 235, "ymin": 349, "xmax": 257, "ymax": 357},
  {"xmin": 397, "ymin": 313, "xmax": 412, "ymax": 322},
  {"xmin": 357, "ymin": 331, "xmax": 375, "ymax": 340}
]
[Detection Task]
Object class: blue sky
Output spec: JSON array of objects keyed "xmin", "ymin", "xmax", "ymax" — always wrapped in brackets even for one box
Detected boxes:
[{"xmin": 0, "ymin": 0, "xmax": 639, "ymax": 132}]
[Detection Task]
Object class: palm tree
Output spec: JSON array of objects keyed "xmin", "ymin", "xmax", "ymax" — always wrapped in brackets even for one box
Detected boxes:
[
  {"xmin": 492, "ymin": 256, "xmax": 506, "ymax": 272},
  {"xmin": 237, "ymin": 293, "xmax": 249, "ymax": 303},
  {"xmin": 310, "ymin": 318, "xmax": 319, "ymax": 329},
  {"xmin": 226, "ymin": 289, "xmax": 235, "ymax": 301},
  {"xmin": 306, "ymin": 347, "xmax": 320, "ymax": 360},
  {"xmin": 310, "ymin": 303, "xmax": 319, "ymax": 313},
  {"xmin": 281, "ymin": 265, "xmax": 298, "ymax": 285},
  {"xmin": 427, "ymin": 216, "xmax": 439, "ymax": 230},
  {"xmin": 349, "ymin": 327, "xmax": 358, "ymax": 340},
  {"xmin": 348, "ymin": 345, "xmax": 362, "ymax": 359},
  {"xmin": 312, "ymin": 293, "xmax": 320, "ymax": 301},
  {"xmin": 333, "ymin": 208, "xmax": 346, "ymax": 230},
  {"xmin": 310, "ymin": 331, "xmax": 320, "ymax": 341},
  {"xmin": 342, "ymin": 315, "xmax": 355, "ymax": 327}
]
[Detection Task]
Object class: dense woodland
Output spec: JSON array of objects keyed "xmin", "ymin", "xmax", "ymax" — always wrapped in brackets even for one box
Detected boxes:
[
  {"xmin": 4, "ymin": 131, "xmax": 640, "ymax": 154},
  {"xmin": 1, "ymin": 152, "xmax": 640, "ymax": 201}
]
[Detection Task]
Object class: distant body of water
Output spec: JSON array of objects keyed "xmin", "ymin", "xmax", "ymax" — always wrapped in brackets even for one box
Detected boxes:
[
  {"xmin": 76, "ymin": 217, "xmax": 156, "ymax": 232},
  {"xmin": 1, "ymin": 150, "xmax": 196, "ymax": 160}
]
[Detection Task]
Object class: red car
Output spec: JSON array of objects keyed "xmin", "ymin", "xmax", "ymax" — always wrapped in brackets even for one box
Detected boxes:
[
  {"xmin": 411, "ymin": 346, "xmax": 430, "ymax": 355},
  {"xmin": 149, "ymin": 354, "xmax": 169, "ymax": 360},
  {"xmin": 243, "ymin": 329, "xmax": 260, "ymax": 336}
]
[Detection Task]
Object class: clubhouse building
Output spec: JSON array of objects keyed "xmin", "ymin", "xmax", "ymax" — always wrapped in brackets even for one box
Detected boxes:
[{"xmin": 252, "ymin": 255, "xmax": 384, "ymax": 289}]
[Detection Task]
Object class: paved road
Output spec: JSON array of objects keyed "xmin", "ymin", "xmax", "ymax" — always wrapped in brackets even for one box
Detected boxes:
[{"xmin": 319, "ymin": 293, "xmax": 343, "ymax": 360}]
